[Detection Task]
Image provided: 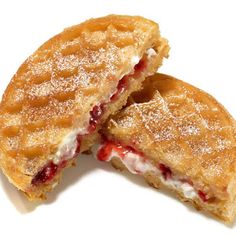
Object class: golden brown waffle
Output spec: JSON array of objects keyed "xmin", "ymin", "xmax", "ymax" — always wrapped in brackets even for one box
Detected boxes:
[
  {"xmin": 0, "ymin": 15, "xmax": 169, "ymax": 200},
  {"xmin": 101, "ymin": 73, "xmax": 236, "ymax": 223}
]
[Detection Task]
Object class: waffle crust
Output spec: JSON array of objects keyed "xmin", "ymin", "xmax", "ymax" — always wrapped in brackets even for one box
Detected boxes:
[
  {"xmin": 0, "ymin": 15, "xmax": 169, "ymax": 200},
  {"xmin": 103, "ymin": 73, "xmax": 236, "ymax": 223}
]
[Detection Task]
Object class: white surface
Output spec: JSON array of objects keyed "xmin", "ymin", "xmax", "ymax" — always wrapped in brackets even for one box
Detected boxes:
[{"xmin": 0, "ymin": 0, "xmax": 236, "ymax": 235}]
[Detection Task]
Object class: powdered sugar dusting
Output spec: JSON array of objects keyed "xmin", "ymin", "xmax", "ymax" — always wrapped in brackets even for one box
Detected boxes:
[{"xmin": 108, "ymin": 75, "xmax": 236, "ymax": 190}]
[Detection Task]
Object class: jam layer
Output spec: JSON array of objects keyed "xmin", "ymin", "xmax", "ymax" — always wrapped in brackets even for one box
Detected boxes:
[{"xmin": 96, "ymin": 139, "xmax": 211, "ymax": 203}]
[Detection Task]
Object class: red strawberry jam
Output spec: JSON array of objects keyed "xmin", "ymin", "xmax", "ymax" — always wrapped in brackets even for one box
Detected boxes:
[
  {"xmin": 198, "ymin": 190, "xmax": 209, "ymax": 202},
  {"xmin": 110, "ymin": 76, "xmax": 129, "ymax": 101},
  {"xmin": 76, "ymin": 135, "xmax": 82, "ymax": 153},
  {"xmin": 88, "ymin": 103, "xmax": 106, "ymax": 133},
  {"xmin": 32, "ymin": 161, "xmax": 58, "ymax": 186},
  {"xmin": 134, "ymin": 59, "xmax": 146, "ymax": 74},
  {"xmin": 58, "ymin": 160, "xmax": 67, "ymax": 169},
  {"xmin": 159, "ymin": 164, "xmax": 172, "ymax": 180},
  {"xmin": 110, "ymin": 58, "xmax": 147, "ymax": 101},
  {"xmin": 97, "ymin": 143, "xmax": 113, "ymax": 161},
  {"xmin": 97, "ymin": 140, "xmax": 144, "ymax": 163},
  {"xmin": 97, "ymin": 141, "xmax": 128, "ymax": 161}
]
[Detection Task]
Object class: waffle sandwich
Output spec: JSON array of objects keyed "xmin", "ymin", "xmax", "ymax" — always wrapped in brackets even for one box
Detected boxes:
[
  {"xmin": 0, "ymin": 15, "xmax": 169, "ymax": 200},
  {"xmin": 94, "ymin": 73, "xmax": 236, "ymax": 223}
]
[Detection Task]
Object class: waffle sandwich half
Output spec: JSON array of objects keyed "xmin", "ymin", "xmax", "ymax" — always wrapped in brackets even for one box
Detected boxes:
[
  {"xmin": 94, "ymin": 73, "xmax": 236, "ymax": 223},
  {"xmin": 0, "ymin": 15, "xmax": 169, "ymax": 200}
]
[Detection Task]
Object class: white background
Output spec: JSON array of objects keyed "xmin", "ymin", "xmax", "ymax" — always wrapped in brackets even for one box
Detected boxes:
[{"xmin": 0, "ymin": 0, "xmax": 236, "ymax": 235}]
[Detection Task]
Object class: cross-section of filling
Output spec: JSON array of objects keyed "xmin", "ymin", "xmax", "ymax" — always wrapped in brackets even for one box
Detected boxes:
[
  {"xmin": 94, "ymin": 139, "xmax": 212, "ymax": 203},
  {"xmin": 31, "ymin": 48, "xmax": 157, "ymax": 186}
]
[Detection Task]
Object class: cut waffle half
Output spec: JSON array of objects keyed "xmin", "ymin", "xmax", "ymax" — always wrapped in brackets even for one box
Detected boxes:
[
  {"xmin": 0, "ymin": 15, "xmax": 169, "ymax": 200},
  {"xmin": 95, "ymin": 73, "xmax": 236, "ymax": 223}
]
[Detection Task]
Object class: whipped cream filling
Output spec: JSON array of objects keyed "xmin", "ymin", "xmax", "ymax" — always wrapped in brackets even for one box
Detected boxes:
[
  {"xmin": 53, "ymin": 128, "xmax": 86, "ymax": 164},
  {"xmin": 94, "ymin": 143, "xmax": 198, "ymax": 201},
  {"xmin": 108, "ymin": 150, "xmax": 156, "ymax": 174},
  {"xmin": 52, "ymin": 48, "xmax": 157, "ymax": 166},
  {"xmin": 164, "ymin": 178, "xmax": 197, "ymax": 200},
  {"xmin": 131, "ymin": 56, "xmax": 140, "ymax": 67},
  {"xmin": 146, "ymin": 48, "xmax": 157, "ymax": 59}
]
